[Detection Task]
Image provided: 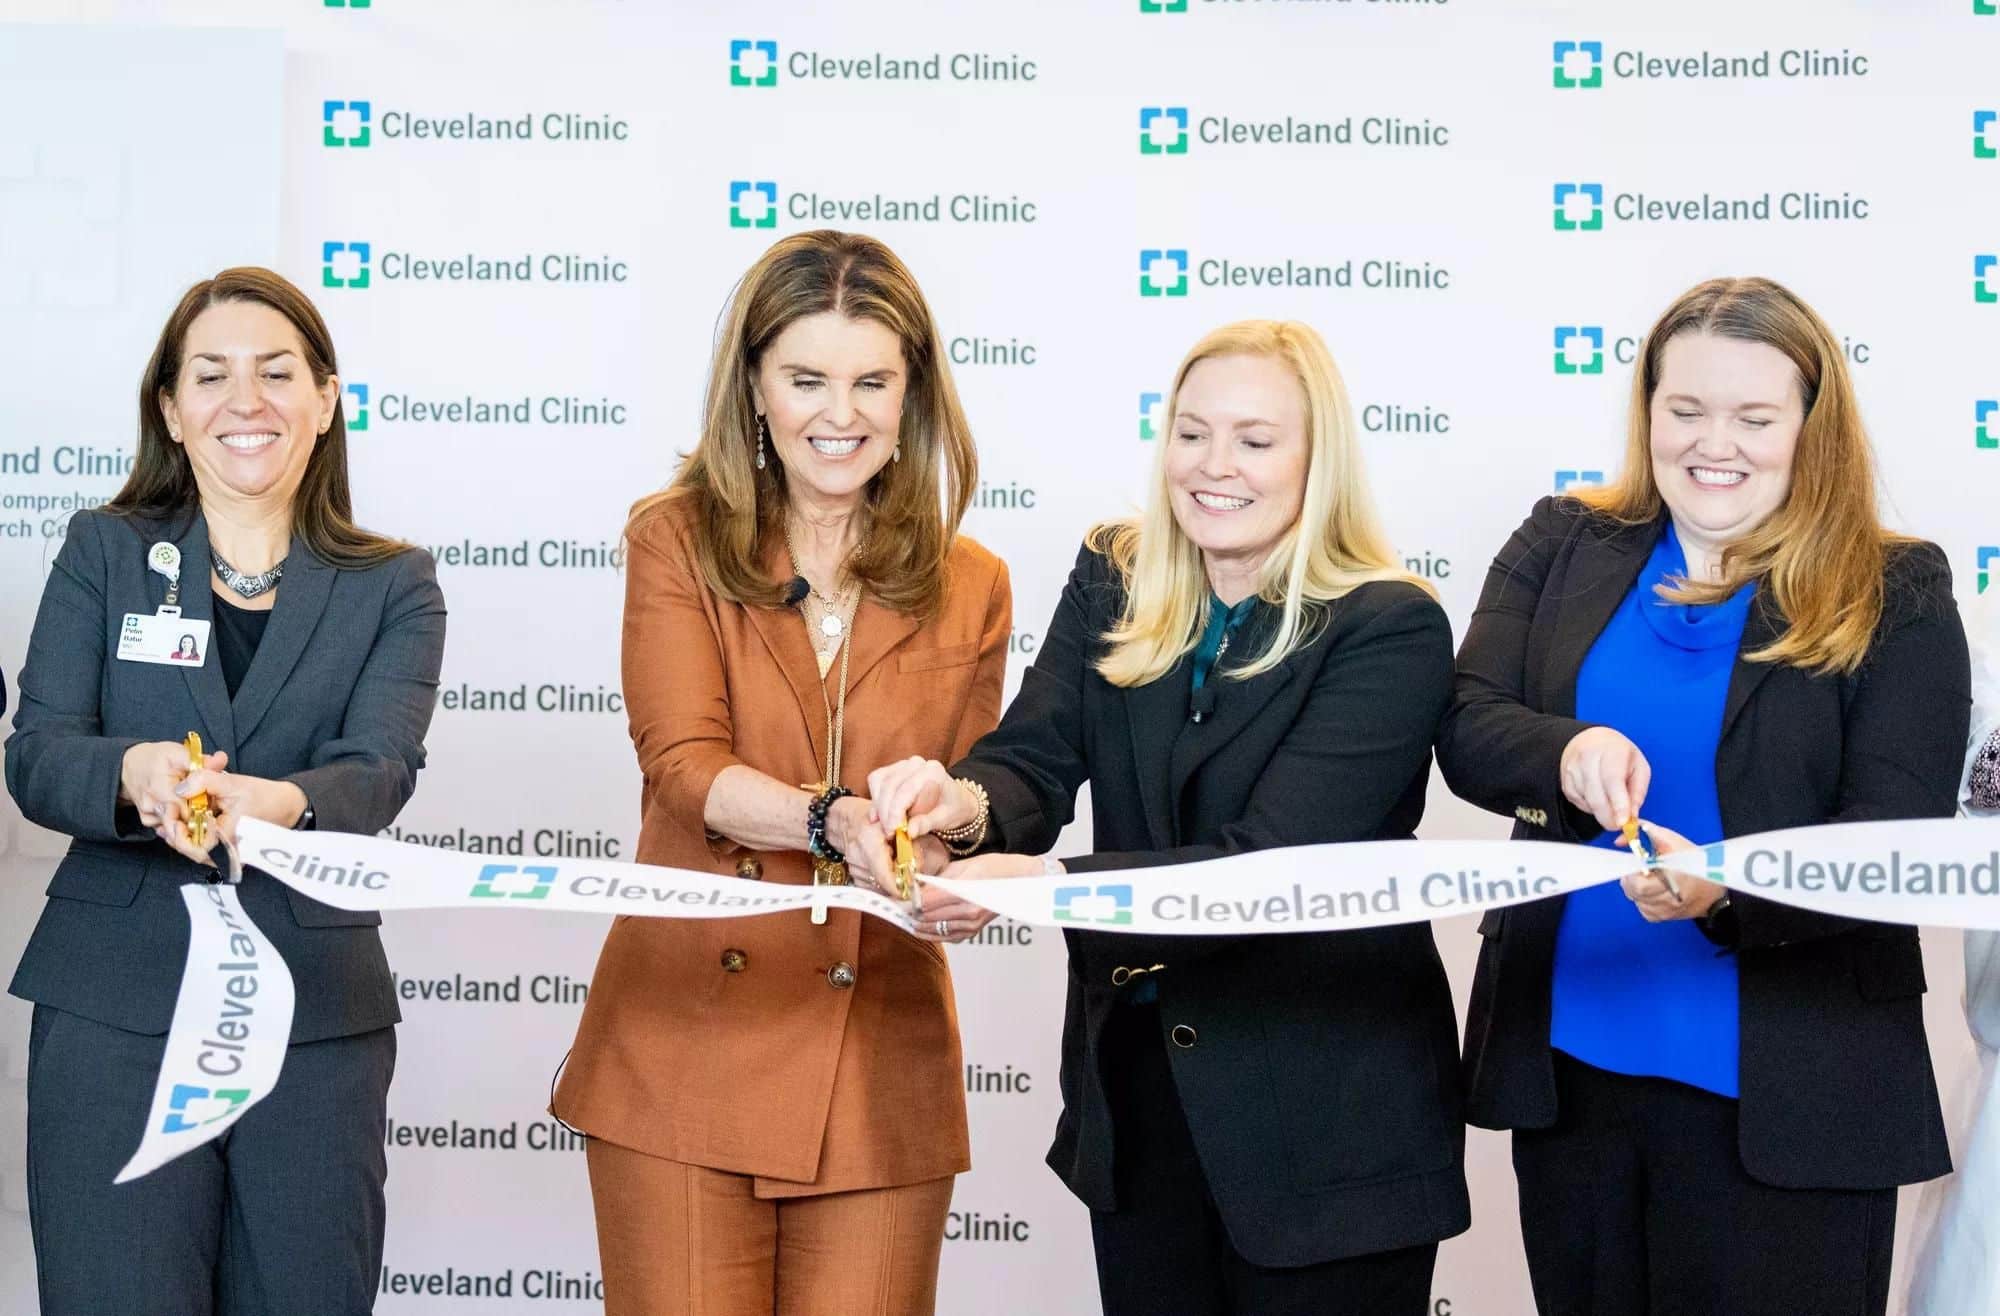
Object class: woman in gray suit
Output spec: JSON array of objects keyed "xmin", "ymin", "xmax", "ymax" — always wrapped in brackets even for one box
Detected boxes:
[{"xmin": 5, "ymin": 267, "xmax": 446, "ymax": 1315}]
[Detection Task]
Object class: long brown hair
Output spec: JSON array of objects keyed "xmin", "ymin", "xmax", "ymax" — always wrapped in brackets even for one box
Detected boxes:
[
  {"xmin": 632, "ymin": 230, "xmax": 978, "ymax": 618},
  {"xmin": 1574, "ymin": 276, "xmax": 1909, "ymax": 675},
  {"xmin": 107, "ymin": 266, "xmax": 407, "ymax": 567}
]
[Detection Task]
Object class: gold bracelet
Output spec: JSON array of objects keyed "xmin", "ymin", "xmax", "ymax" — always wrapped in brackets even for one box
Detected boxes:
[{"xmin": 936, "ymin": 777, "xmax": 990, "ymax": 855}]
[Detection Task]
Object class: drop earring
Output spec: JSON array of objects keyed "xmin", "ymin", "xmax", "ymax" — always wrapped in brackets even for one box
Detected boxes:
[
  {"xmin": 892, "ymin": 444, "xmax": 901, "ymax": 463},
  {"xmin": 755, "ymin": 414, "xmax": 769, "ymax": 471}
]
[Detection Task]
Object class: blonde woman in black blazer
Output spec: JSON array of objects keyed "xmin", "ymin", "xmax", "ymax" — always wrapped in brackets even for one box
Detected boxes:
[{"xmin": 872, "ymin": 321, "xmax": 1467, "ymax": 1316}]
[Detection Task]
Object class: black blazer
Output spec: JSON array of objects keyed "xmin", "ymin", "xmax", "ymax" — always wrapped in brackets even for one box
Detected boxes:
[
  {"xmin": 955, "ymin": 541, "xmax": 1470, "ymax": 1268},
  {"xmin": 5, "ymin": 507, "xmax": 447, "ymax": 1043},
  {"xmin": 1436, "ymin": 496, "xmax": 1968, "ymax": 1190}
]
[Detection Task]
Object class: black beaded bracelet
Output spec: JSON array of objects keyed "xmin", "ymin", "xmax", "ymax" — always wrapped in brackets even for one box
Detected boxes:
[{"xmin": 806, "ymin": 786, "xmax": 855, "ymax": 863}]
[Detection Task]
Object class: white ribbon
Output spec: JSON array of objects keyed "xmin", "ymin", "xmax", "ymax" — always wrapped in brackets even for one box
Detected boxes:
[
  {"xmin": 111, "ymin": 815, "xmax": 2000, "ymax": 1182},
  {"xmin": 116, "ymin": 882, "xmax": 295, "ymax": 1184}
]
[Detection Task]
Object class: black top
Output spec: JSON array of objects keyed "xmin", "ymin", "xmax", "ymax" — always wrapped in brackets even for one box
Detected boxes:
[
  {"xmin": 952, "ymin": 540, "xmax": 1469, "ymax": 1268},
  {"xmin": 1435, "ymin": 495, "xmax": 1969, "ymax": 1190},
  {"xmin": 211, "ymin": 591, "xmax": 273, "ymax": 699}
]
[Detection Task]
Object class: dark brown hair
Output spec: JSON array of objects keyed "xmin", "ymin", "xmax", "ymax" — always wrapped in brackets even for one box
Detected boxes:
[
  {"xmin": 631, "ymin": 230, "xmax": 978, "ymax": 618},
  {"xmin": 1574, "ymin": 276, "xmax": 1910, "ymax": 675},
  {"xmin": 107, "ymin": 266, "xmax": 407, "ymax": 566}
]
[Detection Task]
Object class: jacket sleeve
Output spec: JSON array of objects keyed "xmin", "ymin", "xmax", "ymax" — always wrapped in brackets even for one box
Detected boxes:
[
  {"xmin": 1059, "ymin": 588, "xmax": 1454, "ymax": 970},
  {"xmin": 951, "ymin": 542, "xmax": 1102, "ymax": 856},
  {"xmin": 4, "ymin": 511, "xmax": 149, "ymax": 842},
  {"xmin": 1728, "ymin": 543, "xmax": 1972, "ymax": 950},
  {"xmin": 283, "ymin": 548, "xmax": 447, "ymax": 834},
  {"xmin": 946, "ymin": 555, "xmax": 1012, "ymax": 761},
  {"xmin": 1435, "ymin": 496, "xmax": 1604, "ymax": 841},
  {"xmin": 621, "ymin": 514, "xmax": 746, "ymax": 841}
]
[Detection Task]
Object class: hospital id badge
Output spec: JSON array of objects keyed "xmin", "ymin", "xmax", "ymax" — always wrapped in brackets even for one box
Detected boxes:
[{"xmin": 118, "ymin": 608, "xmax": 212, "ymax": 667}]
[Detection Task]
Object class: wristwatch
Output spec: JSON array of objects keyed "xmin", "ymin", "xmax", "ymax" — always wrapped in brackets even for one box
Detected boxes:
[{"xmin": 1697, "ymin": 891, "xmax": 1737, "ymax": 945}]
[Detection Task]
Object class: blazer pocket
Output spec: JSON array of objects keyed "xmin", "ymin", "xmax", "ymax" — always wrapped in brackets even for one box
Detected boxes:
[
  {"xmin": 46, "ymin": 853, "xmax": 146, "ymax": 908},
  {"xmin": 897, "ymin": 641, "xmax": 980, "ymax": 674},
  {"xmin": 282, "ymin": 885, "xmax": 384, "ymax": 929},
  {"xmin": 1850, "ymin": 934, "xmax": 1926, "ymax": 1001}
]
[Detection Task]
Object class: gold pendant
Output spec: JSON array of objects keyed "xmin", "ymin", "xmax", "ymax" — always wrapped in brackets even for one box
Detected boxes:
[{"xmin": 810, "ymin": 857, "xmax": 848, "ymax": 925}]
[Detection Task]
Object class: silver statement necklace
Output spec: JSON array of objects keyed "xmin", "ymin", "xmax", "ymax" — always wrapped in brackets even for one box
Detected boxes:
[{"xmin": 212, "ymin": 549, "xmax": 283, "ymax": 600}]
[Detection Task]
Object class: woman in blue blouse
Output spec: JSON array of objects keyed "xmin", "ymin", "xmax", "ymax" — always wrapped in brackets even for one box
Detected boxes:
[{"xmin": 1438, "ymin": 277, "xmax": 1969, "ymax": 1316}]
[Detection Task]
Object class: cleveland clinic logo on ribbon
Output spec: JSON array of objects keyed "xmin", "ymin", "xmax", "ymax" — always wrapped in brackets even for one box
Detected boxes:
[
  {"xmin": 1053, "ymin": 883, "xmax": 1134, "ymax": 926},
  {"xmin": 470, "ymin": 863, "xmax": 558, "ymax": 900}
]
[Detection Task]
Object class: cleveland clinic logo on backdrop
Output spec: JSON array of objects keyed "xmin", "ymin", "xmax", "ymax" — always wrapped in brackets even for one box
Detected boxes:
[
  {"xmin": 1980, "ymin": 547, "xmax": 1999, "ymax": 594},
  {"xmin": 1552, "ymin": 180, "xmax": 1871, "ymax": 228},
  {"xmin": 726, "ymin": 37, "xmax": 1037, "ymax": 86},
  {"xmin": 1979, "ymin": 400, "xmax": 1997, "ymax": 450},
  {"xmin": 1554, "ymin": 470, "xmax": 1605, "ymax": 493},
  {"xmin": 1553, "ymin": 327, "xmax": 1605, "ymax": 375},
  {"xmin": 1978, "ymin": 110, "xmax": 1996, "ymax": 159},
  {"xmin": 1139, "ymin": 105, "xmax": 1448, "ymax": 152},
  {"xmin": 317, "ymin": 240, "xmax": 630, "ymax": 286},
  {"xmin": 1552, "ymin": 38, "xmax": 1870, "ymax": 86},
  {"xmin": 729, "ymin": 180, "xmax": 1039, "ymax": 228},
  {"xmin": 1141, "ymin": 248, "xmax": 1449, "ymax": 296},
  {"xmin": 1139, "ymin": 392, "xmax": 1165, "ymax": 440},
  {"xmin": 1978, "ymin": 255, "xmax": 1998, "ymax": 303},
  {"xmin": 318, "ymin": 97, "xmax": 628, "ymax": 147},
  {"xmin": 338, "ymin": 381, "xmax": 628, "ymax": 429}
]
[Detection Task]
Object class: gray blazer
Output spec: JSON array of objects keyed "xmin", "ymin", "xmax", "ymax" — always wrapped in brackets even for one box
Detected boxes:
[{"xmin": 5, "ymin": 506, "xmax": 446, "ymax": 1042}]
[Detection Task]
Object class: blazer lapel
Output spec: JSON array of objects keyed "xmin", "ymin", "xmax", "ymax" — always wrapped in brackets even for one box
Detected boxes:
[
  {"xmin": 1541, "ymin": 517, "xmax": 1659, "ymax": 717},
  {"xmin": 167, "ymin": 514, "xmax": 237, "ymax": 753},
  {"xmin": 1123, "ymin": 656, "xmax": 1189, "ymax": 850},
  {"xmin": 230, "ymin": 536, "xmax": 335, "ymax": 745},
  {"xmin": 842, "ymin": 597, "xmax": 922, "ymax": 699},
  {"xmin": 1721, "ymin": 591, "xmax": 1787, "ymax": 739},
  {"xmin": 742, "ymin": 603, "xmax": 837, "ymax": 783}
]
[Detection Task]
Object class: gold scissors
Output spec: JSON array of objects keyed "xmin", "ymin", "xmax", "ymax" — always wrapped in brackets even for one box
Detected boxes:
[
  {"xmin": 1620, "ymin": 817, "xmax": 1681, "ymax": 901},
  {"xmin": 893, "ymin": 825, "xmax": 921, "ymax": 912},
  {"xmin": 182, "ymin": 733, "xmax": 213, "ymax": 851}
]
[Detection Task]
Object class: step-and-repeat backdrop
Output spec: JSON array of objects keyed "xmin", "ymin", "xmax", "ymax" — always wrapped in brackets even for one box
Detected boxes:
[{"xmin": 0, "ymin": 3, "xmax": 1994, "ymax": 1313}]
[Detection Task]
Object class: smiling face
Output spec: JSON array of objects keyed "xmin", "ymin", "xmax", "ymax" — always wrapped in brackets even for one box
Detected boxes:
[
  {"xmin": 1648, "ymin": 330, "xmax": 1804, "ymax": 557},
  {"xmin": 1164, "ymin": 352, "xmax": 1311, "ymax": 589},
  {"xmin": 751, "ymin": 311, "xmax": 907, "ymax": 516},
  {"xmin": 160, "ymin": 300, "xmax": 336, "ymax": 510}
]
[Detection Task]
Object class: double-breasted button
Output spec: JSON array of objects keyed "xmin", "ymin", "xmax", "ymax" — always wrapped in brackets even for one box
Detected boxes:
[
  {"xmin": 1169, "ymin": 1024, "xmax": 1197, "ymax": 1049},
  {"xmin": 720, "ymin": 949, "xmax": 748, "ymax": 973},
  {"xmin": 827, "ymin": 962, "xmax": 857, "ymax": 989},
  {"xmin": 735, "ymin": 858, "xmax": 763, "ymax": 880}
]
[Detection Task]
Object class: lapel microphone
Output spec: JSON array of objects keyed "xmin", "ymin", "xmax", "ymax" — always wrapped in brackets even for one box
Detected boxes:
[{"xmin": 782, "ymin": 576, "xmax": 811, "ymax": 607}]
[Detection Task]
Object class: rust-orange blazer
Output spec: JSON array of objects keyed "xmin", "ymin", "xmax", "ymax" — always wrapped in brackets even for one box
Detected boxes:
[{"xmin": 553, "ymin": 499, "xmax": 1011, "ymax": 1196}]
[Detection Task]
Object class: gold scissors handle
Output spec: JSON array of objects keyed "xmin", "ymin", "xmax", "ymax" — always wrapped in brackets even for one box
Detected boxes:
[
  {"xmin": 182, "ymin": 732, "xmax": 213, "ymax": 851},
  {"xmin": 893, "ymin": 826, "xmax": 919, "ymax": 910}
]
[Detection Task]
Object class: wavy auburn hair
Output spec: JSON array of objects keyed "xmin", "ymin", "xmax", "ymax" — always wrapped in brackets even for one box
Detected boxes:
[
  {"xmin": 1093, "ymin": 319, "xmax": 1432, "ymax": 688},
  {"xmin": 631, "ymin": 230, "xmax": 978, "ymax": 618},
  {"xmin": 107, "ymin": 266, "xmax": 405, "ymax": 566},
  {"xmin": 1573, "ymin": 276, "xmax": 1911, "ymax": 675}
]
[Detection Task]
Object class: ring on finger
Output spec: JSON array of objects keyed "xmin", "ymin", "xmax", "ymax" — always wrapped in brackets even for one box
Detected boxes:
[{"xmin": 936, "ymin": 919, "xmax": 950, "ymax": 937}]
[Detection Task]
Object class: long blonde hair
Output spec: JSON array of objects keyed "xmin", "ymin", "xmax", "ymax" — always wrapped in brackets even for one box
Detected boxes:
[
  {"xmin": 630, "ymin": 230, "xmax": 978, "ymax": 619},
  {"xmin": 1573, "ymin": 276, "xmax": 1910, "ymax": 675},
  {"xmin": 1094, "ymin": 320, "xmax": 1432, "ymax": 688}
]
